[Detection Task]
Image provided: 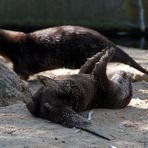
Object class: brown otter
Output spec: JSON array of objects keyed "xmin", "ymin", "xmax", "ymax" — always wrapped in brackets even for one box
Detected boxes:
[
  {"xmin": 26, "ymin": 47, "xmax": 132, "ymax": 140},
  {"xmin": 0, "ymin": 25, "xmax": 147, "ymax": 80}
]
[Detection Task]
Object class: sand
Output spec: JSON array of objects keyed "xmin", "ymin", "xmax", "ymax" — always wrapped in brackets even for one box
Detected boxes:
[{"xmin": 0, "ymin": 47, "xmax": 147, "ymax": 148}]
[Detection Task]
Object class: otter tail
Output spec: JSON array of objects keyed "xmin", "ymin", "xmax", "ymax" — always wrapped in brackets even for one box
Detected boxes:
[
  {"xmin": 111, "ymin": 46, "xmax": 148, "ymax": 74},
  {"xmin": 50, "ymin": 106, "xmax": 111, "ymax": 140}
]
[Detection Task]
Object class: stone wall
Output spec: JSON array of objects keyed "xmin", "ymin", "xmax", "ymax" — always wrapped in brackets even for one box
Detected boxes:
[{"xmin": 0, "ymin": 0, "xmax": 147, "ymax": 31}]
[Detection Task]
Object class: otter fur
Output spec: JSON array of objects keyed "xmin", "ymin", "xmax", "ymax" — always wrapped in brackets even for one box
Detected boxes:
[
  {"xmin": 0, "ymin": 25, "xmax": 147, "ymax": 80},
  {"xmin": 26, "ymin": 47, "xmax": 132, "ymax": 140}
]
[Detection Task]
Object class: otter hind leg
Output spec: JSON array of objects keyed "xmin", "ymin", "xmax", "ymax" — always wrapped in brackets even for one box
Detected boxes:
[
  {"xmin": 43, "ymin": 103, "xmax": 111, "ymax": 140},
  {"xmin": 37, "ymin": 75, "xmax": 59, "ymax": 88},
  {"xmin": 26, "ymin": 87, "xmax": 44, "ymax": 117},
  {"xmin": 43, "ymin": 103, "xmax": 90, "ymax": 128},
  {"xmin": 26, "ymin": 101, "xmax": 36, "ymax": 116}
]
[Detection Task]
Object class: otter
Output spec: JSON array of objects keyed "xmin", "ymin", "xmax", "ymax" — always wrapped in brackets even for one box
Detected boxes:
[
  {"xmin": 26, "ymin": 47, "xmax": 132, "ymax": 140},
  {"xmin": 0, "ymin": 25, "xmax": 147, "ymax": 80}
]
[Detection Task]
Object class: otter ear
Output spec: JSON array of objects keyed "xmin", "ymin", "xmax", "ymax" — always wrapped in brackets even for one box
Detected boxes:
[{"xmin": 61, "ymin": 106, "xmax": 90, "ymax": 128}]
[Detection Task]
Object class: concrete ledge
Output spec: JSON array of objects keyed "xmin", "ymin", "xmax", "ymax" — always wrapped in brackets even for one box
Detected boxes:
[{"xmin": 0, "ymin": 0, "xmax": 148, "ymax": 31}]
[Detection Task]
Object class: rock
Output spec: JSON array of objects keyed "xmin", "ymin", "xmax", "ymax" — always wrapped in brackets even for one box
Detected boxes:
[{"xmin": 0, "ymin": 61, "xmax": 31, "ymax": 106}]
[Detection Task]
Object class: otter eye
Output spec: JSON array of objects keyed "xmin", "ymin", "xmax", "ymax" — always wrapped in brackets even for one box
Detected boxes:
[{"xmin": 118, "ymin": 78, "xmax": 123, "ymax": 84}]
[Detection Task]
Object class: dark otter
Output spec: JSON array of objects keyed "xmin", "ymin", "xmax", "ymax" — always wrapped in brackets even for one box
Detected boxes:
[
  {"xmin": 26, "ymin": 47, "xmax": 132, "ymax": 140},
  {"xmin": 0, "ymin": 25, "xmax": 147, "ymax": 80}
]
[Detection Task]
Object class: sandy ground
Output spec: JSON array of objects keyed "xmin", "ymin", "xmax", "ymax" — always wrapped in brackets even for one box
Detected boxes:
[{"xmin": 0, "ymin": 47, "xmax": 148, "ymax": 148}]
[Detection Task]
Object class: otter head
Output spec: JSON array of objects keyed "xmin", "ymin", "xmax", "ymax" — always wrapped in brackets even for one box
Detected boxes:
[
  {"xmin": 110, "ymin": 71, "xmax": 132, "ymax": 108},
  {"xmin": 0, "ymin": 29, "xmax": 25, "ymax": 55},
  {"xmin": 112, "ymin": 71, "xmax": 130, "ymax": 83},
  {"xmin": 0, "ymin": 29, "xmax": 25, "ymax": 43}
]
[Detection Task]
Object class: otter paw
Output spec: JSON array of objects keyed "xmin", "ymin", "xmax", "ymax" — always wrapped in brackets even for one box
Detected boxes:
[
  {"xmin": 109, "ymin": 46, "xmax": 115, "ymax": 56},
  {"xmin": 101, "ymin": 47, "xmax": 110, "ymax": 54},
  {"xmin": 102, "ymin": 46, "xmax": 115, "ymax": 61}
]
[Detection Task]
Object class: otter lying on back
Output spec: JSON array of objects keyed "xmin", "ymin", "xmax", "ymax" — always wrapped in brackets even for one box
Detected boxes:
[
  {"xmin": 26, "ymin": 47, "xmax": 132, "ymax": 140},
  {"xmin": 0, "ymin": 25, "xmax": 147, "ymax": 80}
]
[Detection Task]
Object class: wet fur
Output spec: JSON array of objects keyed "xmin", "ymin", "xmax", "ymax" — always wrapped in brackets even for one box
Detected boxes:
[
  {"xmin": 26, "ymin": 48, "xmax": 132, "ymax": 140},
  {"xmin": 0, "ymin": 26, "xmax": 147, "ymax": 80}
]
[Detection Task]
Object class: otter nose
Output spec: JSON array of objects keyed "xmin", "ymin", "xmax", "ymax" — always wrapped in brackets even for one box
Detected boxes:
[{"xmin": 118, "ymin": 71, "xmax": 128, "ymax": 78}]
